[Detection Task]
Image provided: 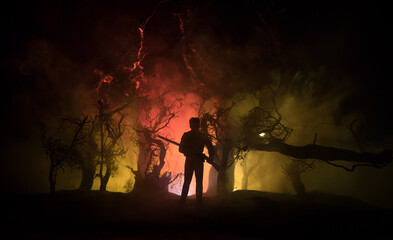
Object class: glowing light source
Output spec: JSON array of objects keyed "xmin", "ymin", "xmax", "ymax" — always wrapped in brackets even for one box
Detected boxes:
[{"xmin": 259, "ymin": 132, "xmax": 266, "ymax": 137}]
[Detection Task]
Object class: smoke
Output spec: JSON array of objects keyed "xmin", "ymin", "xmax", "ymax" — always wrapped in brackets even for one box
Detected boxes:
[
  {"xmin": 136, "ymin": 57, "xmax": 210, "ymax": 195},
  {"xmin": 2, "ymin": 0, "xmax": 392, "ymax": 207},
  {"xmin": 195, "ymin": 0, "xmax": 393, "ymax": 205},
  {"xmin": 228, "ymin": 65, "xmax": 393, "ymax": 207}
]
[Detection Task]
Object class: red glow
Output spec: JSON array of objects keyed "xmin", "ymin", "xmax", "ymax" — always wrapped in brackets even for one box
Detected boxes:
[
  {"xmin": 135, "ymin": 60, "xmax": 213, "ymax": 195},
  {"xmin": 94, "ymin": 69, "xmax": 114, "ymax": 93},
  {"xmin": 92, "ymin": 1, "xmax": 217, "ymax": 195},
  {"xmin": 156, "ymin": 94, "xmax": 213, "ymax": 196},
  {"xmin": 130, "ymin": 27, "xmax": 144, "ymax": 72}
]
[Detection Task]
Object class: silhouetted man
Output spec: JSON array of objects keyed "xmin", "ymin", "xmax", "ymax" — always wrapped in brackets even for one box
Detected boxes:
[{"xmin": 179, "ymin": 117, "xmax": 214, "ymax": 208}]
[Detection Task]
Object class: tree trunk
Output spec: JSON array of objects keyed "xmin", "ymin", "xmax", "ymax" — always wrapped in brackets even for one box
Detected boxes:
[
  {"xmin": 133, "ymin": 142, "xmax": 148, "ymax": 192},
  {"xmin": 79, "ymin": 157, "xmax": 95, "ymax": 191},
  {"xmin": 137, "ymin": 127, "xmax": 148, "ymax": 176},
  {"xmin": 145, "ymin": 133, "xmax": 166, "ymax": 177},
  {"xmin": 49, "ymin": 160, "xmax": 56, "ymax": 194},
  {"xmin": 287, "ymin": 161, "xmax": 306, "ymax": 196},
  {"xmin": 241, "ymin": 159, "xmax": 248, "ymax": 190},
  {"xmin": 99, "ymin": 120, "xmax": 105, "ymax": 188},
  {"xmin": 217, "ymin": 144, "xmax": 231, "ymax": 196},
  {"xmin": 100, "ymin": 161, "xmax": 111, "ymax": 191},
  {"xmin": 79, "ymin": 169, "xmax": 95, "ymax": 191},
  {"xmin": 144, "ymin": 131, "xmax": 168, "ymax": 191}
]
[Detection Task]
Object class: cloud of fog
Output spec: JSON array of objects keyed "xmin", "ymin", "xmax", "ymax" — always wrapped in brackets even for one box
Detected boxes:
[
  {"xmin": 3, "ymin": 1, "xmax": 392, "ymax": 208},
  {"xmin": 3, "ymin": 38, "xmax": 98, "ymax": 193},
  {"xmin": 228, "ymin": 67, "xmax": 393, "ymax": 207}
]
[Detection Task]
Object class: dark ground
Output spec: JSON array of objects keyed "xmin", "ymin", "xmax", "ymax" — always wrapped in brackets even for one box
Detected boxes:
[{"xmin": 2, "ymin": 190, "xmax": 392, "ymax": 239}]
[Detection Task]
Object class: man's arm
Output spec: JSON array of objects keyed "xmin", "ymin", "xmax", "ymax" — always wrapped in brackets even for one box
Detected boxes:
[{"xmin": 179, "ymin": 133, "xmax": 187, "ymax": 156}]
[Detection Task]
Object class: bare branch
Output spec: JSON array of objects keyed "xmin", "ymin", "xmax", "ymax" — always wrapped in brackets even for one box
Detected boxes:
[
  {"xmin": 324, "ymin": 161, "xmax": 390, "ymax": 172},
  {"xmin": 252, "ymin": 139, "xmax": 392, "ymax": 166}
]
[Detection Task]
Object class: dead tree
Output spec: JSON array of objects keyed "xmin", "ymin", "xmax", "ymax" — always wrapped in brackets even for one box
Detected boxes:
[
  {"xmin": 250, "ymin": 139, "xmax": 391, "ymax": 170},
  {"xmin": 239, "ymin": 106, "xmax": 391, "ymax": 172},
  {"xmin": 64, "ymin": 116, "xmax": 99, "ymax": 191},
  {"xmin": 40, "ymin": 116, "xmax": 89, "ymax": 193},
  {"xmin": 131, "ymin": 97, "xmax": 183, "ymax": 193},
  {"xmin": 95, "ymin": 98, "xmax": 127, "ymax": 191},
  {"xmin": 199, "ymin": 97, "xmax": 243, "ymax": 196},
  {"xmin": 240, "ymin": 157, "xmax": 261, "ymax": 191},
  {"xmin": 77, "ymin": 118, "xmax": 98, "ymax": 191},
  {"xmin": 282, "ymin": 159, "xmax": 312, "ymax": 196}
]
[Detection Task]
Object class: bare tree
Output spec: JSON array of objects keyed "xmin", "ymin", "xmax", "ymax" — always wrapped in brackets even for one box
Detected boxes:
[
  {"xmin": 238, "ymin": 105, "xmax": 391, "ymax": 171},
  {"xmin": 94, "ymin": 98, "xmax": 128, "ymax": 191},
  {"xmin": 41, "ymin": 99, "xmax": 128, "ymax": 193},
  {"xmin": 65, "ymin": 116, "xmax": 99, "ymax": 191},
  {"xmin": 282, "ymin": 159, "xmax": 315, "ymax": 196},
  {"xmin": 131, "ymin": 96, "xmax": 183, "ymax": 193},
  {"xmin": 40, "ymin": 116, "xmax": 89, "ymax": 193},
  {"xmin": 197, "ymin": 97, "xmax": 245, "ymax": 196}
]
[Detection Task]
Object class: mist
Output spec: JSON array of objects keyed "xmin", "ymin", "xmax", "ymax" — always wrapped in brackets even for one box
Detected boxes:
[{"xmin": 2, "ymin": 0, "xmax": 392, "ymax": 210}]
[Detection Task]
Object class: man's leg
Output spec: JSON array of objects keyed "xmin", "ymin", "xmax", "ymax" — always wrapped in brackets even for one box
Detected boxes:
[
  {"xmin": 180, "ymin": 159, "xmax": 193, "ymax": 205},
  {"xmin": 195, "ymin": 160, "xmax": 204, "ymax": 207}
]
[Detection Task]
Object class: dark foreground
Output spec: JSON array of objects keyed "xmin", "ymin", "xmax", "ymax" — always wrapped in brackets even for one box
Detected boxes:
[{"xmin": 2, "ymin": 190, "xmax": 392, "ymax": 239}]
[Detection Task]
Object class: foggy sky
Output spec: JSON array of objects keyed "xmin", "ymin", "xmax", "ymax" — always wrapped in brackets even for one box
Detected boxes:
[{"xmin": 1, "ymin": 0, "xmax": 392, "ymax": 206}]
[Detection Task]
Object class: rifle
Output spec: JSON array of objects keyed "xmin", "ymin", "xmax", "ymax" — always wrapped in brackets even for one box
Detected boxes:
[{"xmin": 157, "ymin": 134, "xmax": 221, "ymax": 171}]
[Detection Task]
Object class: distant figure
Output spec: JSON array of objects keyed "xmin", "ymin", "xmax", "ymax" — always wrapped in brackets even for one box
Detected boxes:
[{"xmin": 179, "ymin": 117, "xmax": 214, "ymax": 208}]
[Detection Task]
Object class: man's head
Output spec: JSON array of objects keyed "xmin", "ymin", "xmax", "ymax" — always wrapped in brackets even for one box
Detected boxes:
[{"xmin": 189, "ymin": 117, "xmax": 200, "ymax": 131}]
